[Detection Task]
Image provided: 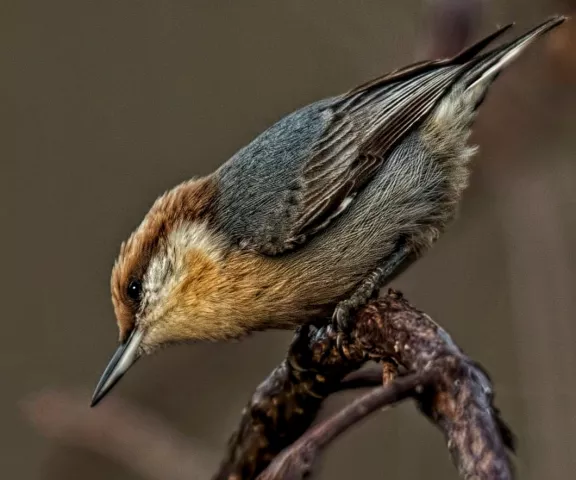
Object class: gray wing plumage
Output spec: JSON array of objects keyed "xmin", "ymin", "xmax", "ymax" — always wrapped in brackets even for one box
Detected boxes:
[{"xmin": 215, "ymin": 24, "xmax": 513, "ymax": 255}]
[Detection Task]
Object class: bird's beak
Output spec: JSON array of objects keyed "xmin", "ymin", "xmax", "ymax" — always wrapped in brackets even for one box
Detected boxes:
[{"xmin": 90, "ymin": 328, "xmax": 144, "ymax": 407}]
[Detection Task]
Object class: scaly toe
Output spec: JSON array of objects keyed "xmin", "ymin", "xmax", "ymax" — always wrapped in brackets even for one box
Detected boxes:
[{"xmin": 332, "ymin": 304, "xmax": 352, "ymax": 332}]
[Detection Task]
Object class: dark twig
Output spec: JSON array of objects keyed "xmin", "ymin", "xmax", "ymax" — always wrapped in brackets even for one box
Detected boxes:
[
  {"xmin": 256, "ymin": 372, "xmax": 436, "ymax": 480},
  {"xmin": 213, "ymin": 325, "xmax": 367, "ymax": 480},
  {"xmin": 216, "ymin": 291, "xmax": 515, "ymax": 480},
  {"xmin": 338, "ymin": 364, "xmax": 390, "ymax": 390}
]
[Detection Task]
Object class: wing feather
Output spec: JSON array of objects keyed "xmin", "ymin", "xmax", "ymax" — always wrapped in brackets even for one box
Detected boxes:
[
  {"xmin": 287, "ymin": 66, "xmax": 461, "ymax": 241},
  {"xmin": 220, "ymin": 23, "xmax": 518, "ymax": 254}
]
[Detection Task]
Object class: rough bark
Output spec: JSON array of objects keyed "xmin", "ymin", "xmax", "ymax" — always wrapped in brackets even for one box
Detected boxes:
[{"xmin": 216, "ymin": 290, "xmax": 515, "ymax": 480}]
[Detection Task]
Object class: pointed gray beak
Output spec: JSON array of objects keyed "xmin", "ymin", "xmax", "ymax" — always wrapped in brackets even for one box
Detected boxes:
[{"xmin": 90, "ymin": 328, "xmax": 144, "ymax": 407}]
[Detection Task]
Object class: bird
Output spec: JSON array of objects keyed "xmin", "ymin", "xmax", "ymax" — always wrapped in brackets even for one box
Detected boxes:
[{"xmin": 91, "ymin": 16, "xmax": 567, "ymax": 406}]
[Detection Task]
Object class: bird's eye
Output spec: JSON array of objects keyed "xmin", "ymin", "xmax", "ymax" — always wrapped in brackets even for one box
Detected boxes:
[{"xmin": 127, "ymin": 280, "xmax": 142, "ymax": 301}]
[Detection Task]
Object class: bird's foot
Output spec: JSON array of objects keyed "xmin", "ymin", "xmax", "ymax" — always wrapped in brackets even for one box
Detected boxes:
[
  {"xmin": 331, "ymin": 245, "xmax": 412, "ymax": 353},
  {"xmin": 331, "ymin": 299, "xmax": 357, "ymax": 333},
  {"xmin": 332, "ymin": 292, "xmax": 380, "ymax": 354},
  {"xmin": 332, "ymin": 301, "xmax": 357, "ymax": 356}
]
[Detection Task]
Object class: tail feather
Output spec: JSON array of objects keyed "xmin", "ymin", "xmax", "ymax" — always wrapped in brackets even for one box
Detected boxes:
[
  {"xmin": 451, "ymin": 23, "xmax": 515, "ymax": 63},
  {"xmin": 461, "ymin": 15, "xmax": 567, "ymax": 92}
]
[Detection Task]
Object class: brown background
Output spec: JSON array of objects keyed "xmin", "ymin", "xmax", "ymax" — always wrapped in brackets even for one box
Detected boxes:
[{"xmin": 2, "ymin": 1, "xmax": 576, "ymax": 479}]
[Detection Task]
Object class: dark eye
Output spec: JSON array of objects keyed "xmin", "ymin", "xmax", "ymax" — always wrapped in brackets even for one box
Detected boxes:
[{"xmin": 127, "ymin": 280, "xmax": 142, "ymax": 301}]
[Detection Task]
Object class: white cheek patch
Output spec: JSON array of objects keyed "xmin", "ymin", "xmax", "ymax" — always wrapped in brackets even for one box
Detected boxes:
[
  {"xmin": 141, "ymin": 221, "xmax": 225, "ymax": 317},
  {"xmin": 167, "ymin": 221, "xmax": 225, "ymax": 263},
  {"xmin": 144, "ymin": 254, "xmax": 173, "ymax": 306}
]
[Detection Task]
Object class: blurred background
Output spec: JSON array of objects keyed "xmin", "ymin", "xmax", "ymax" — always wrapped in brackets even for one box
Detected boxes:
[{"xmin": 2, "ymin": 0, "xmax": 575, "ymax": 479}]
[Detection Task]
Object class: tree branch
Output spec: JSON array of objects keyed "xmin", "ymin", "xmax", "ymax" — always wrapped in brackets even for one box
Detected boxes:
[
  {"xmin": 257, "ymin": 372, "xmax": 436, "ymax": 480},
  {"xmin": 216, "ymin": 290, "xmax": 515, "ymax": 480}
]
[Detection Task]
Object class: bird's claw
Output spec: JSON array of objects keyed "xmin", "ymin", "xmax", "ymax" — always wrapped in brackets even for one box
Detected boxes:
[
  {"xmin": 332, "ymin": 300, "xmax": 354, "ymax": 355},
  {"xmin": 331, "ymin": 301, "xmax": 355, "ymax": 356},
  {"xmin": 335, "ymin": 330, "xmax": 344, "ymax": 356},
  {"xmin": 332, "ymin": 303, "xmax": 353, "ymax": 331}
]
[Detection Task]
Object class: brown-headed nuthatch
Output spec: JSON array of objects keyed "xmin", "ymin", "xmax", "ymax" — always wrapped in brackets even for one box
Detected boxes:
[{"xmin": 91, "ymin": 16, "xmax": 566, "ymax": 406}]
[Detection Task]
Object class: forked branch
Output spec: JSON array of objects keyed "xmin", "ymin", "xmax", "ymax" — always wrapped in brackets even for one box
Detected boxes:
[{"xmin": 216, "ymin": 290, "xmax": 515, "ymax": 480}]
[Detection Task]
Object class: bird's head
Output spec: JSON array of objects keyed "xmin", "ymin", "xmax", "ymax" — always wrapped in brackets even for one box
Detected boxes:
[{"xmin": 91, "ymin": 176, "xmax": 254, "ymax": 406}]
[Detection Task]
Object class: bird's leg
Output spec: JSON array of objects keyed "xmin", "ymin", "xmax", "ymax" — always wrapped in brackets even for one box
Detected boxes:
[{"xmin": 332, "ymin": 244, "xmax": 412, "ymax": 331}]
